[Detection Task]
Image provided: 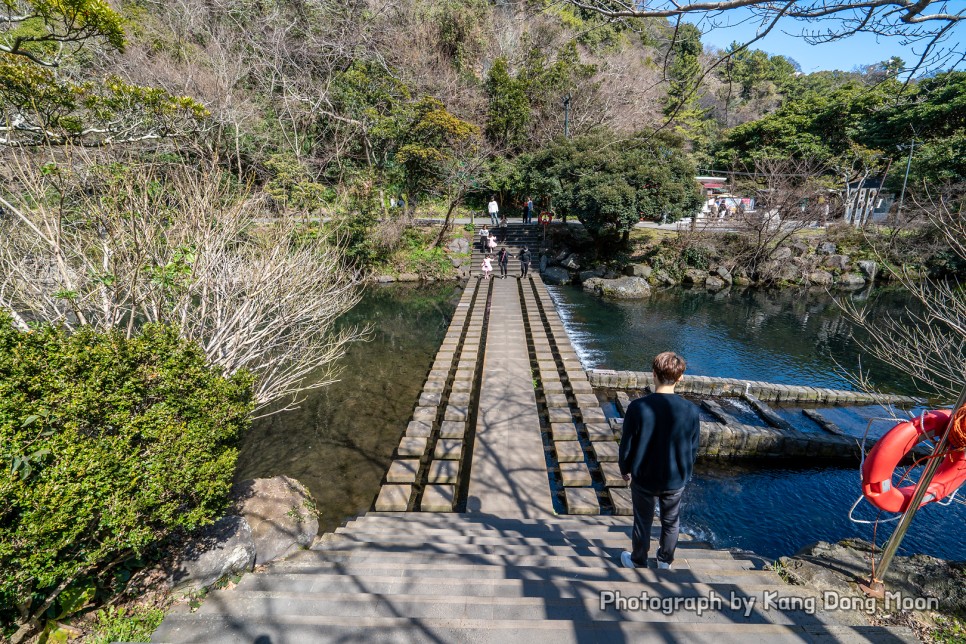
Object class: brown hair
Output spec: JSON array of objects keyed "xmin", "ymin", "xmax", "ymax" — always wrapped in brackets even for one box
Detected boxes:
[{"xmin": 652, "ymin": 352, "xmax": 686, "ymax": 386}]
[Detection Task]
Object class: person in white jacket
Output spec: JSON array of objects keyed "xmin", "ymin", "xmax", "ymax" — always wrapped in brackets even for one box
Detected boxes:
[{"xmin": 487, "ymin": 196, "xmax": 499, "ymax": 226}]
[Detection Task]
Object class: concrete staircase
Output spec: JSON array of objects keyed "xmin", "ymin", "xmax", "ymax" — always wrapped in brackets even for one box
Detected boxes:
[
  {"xmin": 471, "ymin": 223, "xmax": 543, "ymax": 277},
  {"xmin": 151, "ymin": 512, "xmax": 916, "ymax": 643}
]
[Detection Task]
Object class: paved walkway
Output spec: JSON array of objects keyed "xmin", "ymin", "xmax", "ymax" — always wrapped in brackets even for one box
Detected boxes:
[{"xmin": 467, "ymin": 278, "xmax": 553, "ymax": 518}]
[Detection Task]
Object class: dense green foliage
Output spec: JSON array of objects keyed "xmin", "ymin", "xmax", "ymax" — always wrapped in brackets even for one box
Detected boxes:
[
  {"xmin": 0, "ymin": 0, "xmax": 206, "ymax": 145},
  {"xmin": 714, "ymin": 70, "xmax": 966, "ymax": 187},
  {"xmin": 522, "ymin": 134, "xmax": 702, "ymax": 245},
  {"xmin": 0, "ymin": 316, "xmax": 253, "ymax": 629}
]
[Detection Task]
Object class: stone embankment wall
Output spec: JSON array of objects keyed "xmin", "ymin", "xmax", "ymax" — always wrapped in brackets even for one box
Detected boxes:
[{"xmin": 589, "ymin": 369, "xmax": 920, "ymax": 406}]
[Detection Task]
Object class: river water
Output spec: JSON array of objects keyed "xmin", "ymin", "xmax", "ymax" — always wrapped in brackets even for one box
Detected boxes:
[
  {"xmin": 237, "ymin": 282, "xmax": 966, "ymax": 561},
  {"xmin": 549, "ymin": 283, "xmax": 966, "ymax": 561}
]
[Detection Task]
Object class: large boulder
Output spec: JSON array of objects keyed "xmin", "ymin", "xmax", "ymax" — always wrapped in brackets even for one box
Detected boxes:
[
  {"xmin": 554, "ymin": 249, "xmax": 570, "ymax": 263},
  {"xmin": 772, "ymin": 247, "xmax": 793, "ymax": 261},
  {"xmin": 578, "ymin": 266, "xmax": 605, "ymax": 283},
  {"xmin": 712, "ymin": 265, "xmax": 733, "ymax": 284},
  {"xmin": 777, "ymin": 263, "xmax": 802, "ymax": 283},
  {"xmin": 816, "ymin": 241, "xmax": 837, "ymax": 255},
  {"xmin": 446, "ymin": 237, "xmax": 469, "ymax": 254},
  {"xmin": 705, "ymin": 276, "xmax": 728, "ymax": 292},
  {"xmin": 541, "ymin": 266, "xmax": 572, "ymax": 285},
  {"xmin": 624, "ymin": 263, "xmax": 652, "ymax": 279},
  {"xmin": 808, "ymin": 270, "xmax": 834, "ymax": 286},
  {"xmin": 560, "ymin": 253, "xmax": 581, "ymax": 270},
  {"xmin": 789, "ymin": 242, "xmax": 810, "ymax": 257},
  {"xmin": 166, "ymin": 516, "xmax": 256, "ymax": 594},
  {"xmin": 822, "ymin": 254, "xmax": 851, "ymax": 272},
  {"xmin": 682, "ymin": 268, "xmax": 708, "ymax": 285},
  {"xmin": 857, "ymin": 260, "xmax": 877, "ymax": 280},
  {"xmin": 582, "ymin": 277, "xmax": 605, "ymax": 292},
  {"xmin": 539, "ymin": 255, "xmax": 549, "ymax": 272},
  {"xmin": 397, "ymin": 273, "xmax": 420, "ymax": 282},
  {"xmin": 653, "ymin": 269, "xmax": 676, "ymax": 286},
  {"xmin": 450, "ymin": 256, "xmax": 464, "ymax": 268},
  {"xmin": 836, "ymin": 273, "xmax": 867, "ymax": 289},
  {"xmin": 598, "ymin": 276, "xmax": 651, "ymax": 299},
  {"xmin": 234, "ymin": 476, "xmax": 319, "ymax": 566}
]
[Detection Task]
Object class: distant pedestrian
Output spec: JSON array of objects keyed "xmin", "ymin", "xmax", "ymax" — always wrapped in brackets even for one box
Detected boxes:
[
  {"xmin": 479, "ymin": 225, "xmax": 490, "ymax": 252},
  {"xmin": 717, "ymin": 200, "xmax": 728, "ymax": 219},
  {"xmin": 519, "ymin": 246, "xmax": 531, "ymax": 278},
  {"xmin": 488, "ymin": 196, "xmax": 500, "ymax": 226},
  {"xmin": 523, "ymin": 196, "xmax": 534, "ymax": 224},
  {"xmin": 618, "ymin": 352, "xmax": 700, "ymax": 571},
  {"xmin": 498, "ymin": 213, "xmax": 508, "ymax": 241},
  {"xmin": 498, "ymin": 247, "xmax": 509, "ymax": 279},
  {"xmin": 481, "ymin": 254, "xmax": 493, "ymax": 279}
]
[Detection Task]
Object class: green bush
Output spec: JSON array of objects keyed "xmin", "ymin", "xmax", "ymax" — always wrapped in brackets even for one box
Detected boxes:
[
  {"xmin": 87, "ymin": 605, "xmax": 165, "ymax": 644},
  {"xmin": 0, "ymin": 316, "xmax": 253, "ymax": 632}
]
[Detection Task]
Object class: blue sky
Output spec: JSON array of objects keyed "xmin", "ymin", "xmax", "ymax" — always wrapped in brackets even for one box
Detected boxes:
[{"xmin": 687, "ymin": 8, "xmax": 964, "ymax": 73}]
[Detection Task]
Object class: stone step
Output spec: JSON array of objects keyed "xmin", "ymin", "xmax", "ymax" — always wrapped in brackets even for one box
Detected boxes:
[
  {"xmin": 259, "ymin": 559, "xmax": 772, "ymax": 585},
  {"xmin": 361, "ymin": 511, "xmax": 634, "ymax": 527},
  {"xmin": 340, "ymin": 520, "xmax": 648, "ymax": 539},
  {"xmin": 338, "ymin": 519, "xmax": 640, "ymax": 539},
  {"xmin": 151, "ymin": 613, "xmax": 916, "ymax": 644},
  {"xmin": 183, "ymin": 590, "xmax": 842, "ymax": 626},
  {"xmin": 271, "ymin": 549, "xmax": 759, "ymax": 572},
  {"xmin": 345, "ymin": 518, "xmax": 639, "ymax": 538},
  {"xmin": 311, "ymin": 536, "xmax": 736, "ymax": 560},
  {"xmin": 234, "ymin": 571, "xmax": 805, "ymax": 599},
  {"xmin": 331, "ymin": 527, "xmax": 710, "ymax": 548}
]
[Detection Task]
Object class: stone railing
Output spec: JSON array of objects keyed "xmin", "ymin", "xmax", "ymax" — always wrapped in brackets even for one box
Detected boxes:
[{"xmin": 587, "ymin": 369, "xmax": 919, "ymax": 406}]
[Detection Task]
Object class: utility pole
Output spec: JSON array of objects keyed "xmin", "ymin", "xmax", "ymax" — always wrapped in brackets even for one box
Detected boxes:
[
  {"xmin": 563, "ymin": 93, "xmax": 571, "ymax": 139},
  {"xmin": 861, "ymin": 384, "xmax": 966, "ymax": 597},
  {"xmin": 896, "ymin": 137, "xmax": 916, "ymax": 217}
]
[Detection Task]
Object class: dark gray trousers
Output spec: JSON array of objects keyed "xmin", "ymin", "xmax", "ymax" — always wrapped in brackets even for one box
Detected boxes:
[{"xmin": 630, "ymin": 485, "xmax": 685, "ymax": 566}]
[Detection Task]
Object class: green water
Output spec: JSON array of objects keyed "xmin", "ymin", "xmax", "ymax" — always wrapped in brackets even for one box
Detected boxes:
[{"xmin": 234, "ymin": 282, "xmax": 461, "ymax": 533}]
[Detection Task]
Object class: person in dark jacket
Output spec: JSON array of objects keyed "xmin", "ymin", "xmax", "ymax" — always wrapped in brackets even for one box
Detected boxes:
[
  {"xmin": 518, "ymin": 246, "xmax": 531, "ymax": 278},
  {"xmin": 618, "ymin": 352, "xmax": 700, "ymax": 570},
  {"xmin": 497, "ymin": 247, "xmax": 509, "ymax": 279}
]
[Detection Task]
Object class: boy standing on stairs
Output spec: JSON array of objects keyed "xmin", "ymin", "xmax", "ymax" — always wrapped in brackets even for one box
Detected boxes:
[{"xmin": 618, "ymin": 352, "xmax": 700, "ymax": 570}]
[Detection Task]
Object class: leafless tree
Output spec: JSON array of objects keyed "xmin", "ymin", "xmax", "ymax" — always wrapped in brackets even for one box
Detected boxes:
[
  {"xmin": 562, "ymin": 1, "xmax": 965, "ymax": 75},
  {"xmin": 839, "ymin": 185, "xmax": 966, "ymax": 402},
  {"xmin": 0, "ymin": 148, "xmax": 365, "ymax": 412},
  {"xmin": 722, "ymin": 158, "xmax": 830, "ymax": 281}
]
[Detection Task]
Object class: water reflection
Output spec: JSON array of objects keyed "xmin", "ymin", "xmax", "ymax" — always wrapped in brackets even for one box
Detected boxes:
[
  {"xmin": 549, "ymin": 284, "xmax": 920, "ymax": 395},
  {"xmin": 235, "ymin": 282, "xmax": 461, "ymax": 533}
]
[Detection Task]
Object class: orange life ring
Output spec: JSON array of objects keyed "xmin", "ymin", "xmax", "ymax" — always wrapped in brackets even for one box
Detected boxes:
[{"xmin": 861, "ymin": 409, "xmax": 966, "ymax": 513}]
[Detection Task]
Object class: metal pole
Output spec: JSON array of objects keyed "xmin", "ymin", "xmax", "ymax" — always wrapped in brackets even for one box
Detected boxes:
[
  {"xmin": 563, "ymin": 94, "xmax": 571, "ymax": 139},
  {"xmin": 863, "ymin": 384, "xmax": 966, "ymax": 595},
  {"xmin": 896, "ymin": 139, "xmax": 915, "ymax": 218}
]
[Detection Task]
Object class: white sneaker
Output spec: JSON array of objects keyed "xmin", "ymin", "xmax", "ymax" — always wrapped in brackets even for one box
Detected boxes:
[
  {"xmin": 657, "ymin": 560, "xmax": 671, "ymax": 570},
  {"xmin": 620, "ymin": 551, "xmax": 636, "ymax": 569}
]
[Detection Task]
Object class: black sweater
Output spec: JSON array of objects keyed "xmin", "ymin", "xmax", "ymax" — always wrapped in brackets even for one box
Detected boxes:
[{"xmin": 618, "ymin": 393, "xmax": 701, "ymax": 493}]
